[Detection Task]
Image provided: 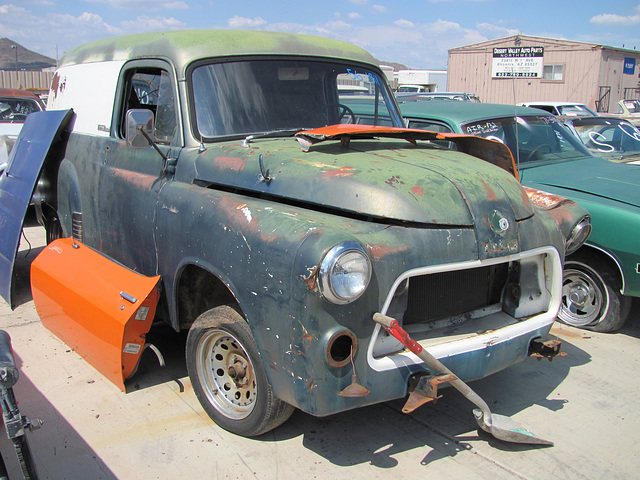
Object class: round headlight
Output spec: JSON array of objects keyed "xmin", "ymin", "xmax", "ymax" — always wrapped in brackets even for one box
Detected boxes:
[
  {"xmin": 319, "ymin": 242, "xmax": 371, "ymax": 305},
  {"xmin": 565, "ymin": 215, "xmax": 591, "ymax": 255}
]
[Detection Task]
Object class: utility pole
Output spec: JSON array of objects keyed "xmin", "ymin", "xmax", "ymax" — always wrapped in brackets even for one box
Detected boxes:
[{"xmin": 10, "ymin": 44, "xmax": 20, "ymax": 89}]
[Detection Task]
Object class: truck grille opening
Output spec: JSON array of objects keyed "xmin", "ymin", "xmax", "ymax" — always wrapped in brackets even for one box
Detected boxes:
[
  {"xmin": 373, "ymin": 251, "xmax": 557, "ymax": 359},
  {"xmin": 403, "ymin": 264, "xmax": 509, "ymax": 324}
]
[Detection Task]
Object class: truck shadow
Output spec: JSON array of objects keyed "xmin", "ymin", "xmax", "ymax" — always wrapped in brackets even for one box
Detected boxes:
[
  {"xmin": 0, "ymin": 351, "xmax": 118, "ymax": 479},
  {"xmin": 124, "ymin": 324, "xmax": 189, "ymax": 393},
  {"xmin": 10, "ymin": 212, "xmax": 44, "ymax": 309},
  {"xmin": 122, "ymin": 308, "xmax": 598, "ymax": 468},
  {"xmin": 260, "ymin": 336, "xmax": 591, "ymax": 467}
]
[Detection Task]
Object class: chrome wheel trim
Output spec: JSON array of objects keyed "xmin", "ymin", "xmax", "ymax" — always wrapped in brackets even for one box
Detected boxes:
[
  {"xmin": 559, "ymin": 266, "xmax": 607, "ymax": 327},
  {"xmin": 196, "ymin": 329, "xmax": 257, "ymax": 420}
]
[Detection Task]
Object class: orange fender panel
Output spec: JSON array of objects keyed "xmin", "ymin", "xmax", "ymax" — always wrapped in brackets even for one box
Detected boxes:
[{"xmin": 30, "ymin": 238, "xmax": 161, "ymax": 391}]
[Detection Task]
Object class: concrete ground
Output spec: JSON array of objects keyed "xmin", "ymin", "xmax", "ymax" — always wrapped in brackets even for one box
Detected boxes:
[{"xmin": 1, "ymin": 219, "xmax": 639, "ymax": 479}]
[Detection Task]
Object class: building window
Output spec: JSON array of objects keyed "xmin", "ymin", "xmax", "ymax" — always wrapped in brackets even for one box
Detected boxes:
[{"xmin": 543, "ymin": 64, "xmax": 564, "ymax": 81}]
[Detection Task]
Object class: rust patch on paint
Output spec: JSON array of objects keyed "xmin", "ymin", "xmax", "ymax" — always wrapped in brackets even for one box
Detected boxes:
[
  {"xmin": 367, "ymin": 243, "xmax": 410, "ymax": 259},
  {"xmin": 304, "ymin": 265, "xmax": 318, "ymax": 291},
  {"xmin": 214, "ymin": 155, "xmax": 247, "ymax": 171},
  {"xmin": 480, "ymin": 178, "xmax": 498, "ymax": 202},
  {"xmin": 112, "ymin": 168, "xmax": 156, "ymax": 190},
  {"xmin": 323, "ymin": 166, "xmax": 355, "ymax": 177}
]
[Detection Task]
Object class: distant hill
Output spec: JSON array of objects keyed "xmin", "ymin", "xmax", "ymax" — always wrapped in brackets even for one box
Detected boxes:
[
  {"xmin": 377, "ymin": 60, "xmax": 409, "ymax": 71},
  {"xmin": 0, "ymin": 38, "xmax": 56, "ymax": 70}
]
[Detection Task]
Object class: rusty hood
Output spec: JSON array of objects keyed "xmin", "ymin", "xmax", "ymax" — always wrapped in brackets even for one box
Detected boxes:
[{"xmin": 191, "ymin": 127, "xmax": 533, "ymax": 230}]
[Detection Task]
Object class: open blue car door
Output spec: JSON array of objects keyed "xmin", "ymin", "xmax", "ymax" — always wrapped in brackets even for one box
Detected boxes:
[{"xmin": 0, "ymin": 109, "xmax": 74, "ymax": 308}]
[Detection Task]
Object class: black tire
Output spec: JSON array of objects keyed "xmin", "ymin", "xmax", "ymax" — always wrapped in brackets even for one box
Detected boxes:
[
  {"xmin": 44, "ymin": 209, "xmax": 63, "ymax": 244},
  {"xmin": 186, "ymin": 305, "xmax": 294, "ymax": 436},
  {"xmin": 558, "ymin": 251, "xmax": 632, "ymax": 332}
]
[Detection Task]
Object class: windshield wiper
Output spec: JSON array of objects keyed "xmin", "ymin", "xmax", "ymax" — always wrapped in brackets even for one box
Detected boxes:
[
  {"xmin": 242, "ymin": 128, "xmax": 310, "ymax": 147},
  {"xmin": 618, "ymin": 152, "xmax": 640, "ymax": 161}
]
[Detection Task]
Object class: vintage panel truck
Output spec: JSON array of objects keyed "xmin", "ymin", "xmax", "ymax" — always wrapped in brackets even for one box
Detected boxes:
[{"xmin": 0, "ymin": 30, "xmax": 590, "ymax": 441}]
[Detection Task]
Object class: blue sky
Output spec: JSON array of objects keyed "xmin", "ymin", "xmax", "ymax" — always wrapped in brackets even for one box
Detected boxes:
[{"xmin": 2, "ymin": 0, "xmax": 640, "ymax": 69}]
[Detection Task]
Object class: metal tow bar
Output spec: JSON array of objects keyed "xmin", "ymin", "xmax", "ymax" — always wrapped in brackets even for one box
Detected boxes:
[{"xmin": 372, "ymin": 313, "xmax": 553, "ymax": 446}]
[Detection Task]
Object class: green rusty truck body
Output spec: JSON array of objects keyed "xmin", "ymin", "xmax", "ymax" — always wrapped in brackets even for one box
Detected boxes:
[{"xmin": 0, "ymin": 30, "xmax": 589, "ymax": 437}]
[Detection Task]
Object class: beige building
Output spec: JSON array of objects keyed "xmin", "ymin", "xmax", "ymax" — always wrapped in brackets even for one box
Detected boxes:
[{"xmin": 448, "ymin": 35, "xmax": 640, "ymax": 112}]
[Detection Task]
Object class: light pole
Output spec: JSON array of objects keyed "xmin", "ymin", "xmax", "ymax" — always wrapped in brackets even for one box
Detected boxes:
[{"xmin": 10, "ymin": 44, "xmax": 20, "ymax": 88}]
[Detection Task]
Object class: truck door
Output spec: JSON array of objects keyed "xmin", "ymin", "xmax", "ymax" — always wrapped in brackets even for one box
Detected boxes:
[{"xmin": 96, "ymin": 60, "xmax": 180, "ymax": 275}]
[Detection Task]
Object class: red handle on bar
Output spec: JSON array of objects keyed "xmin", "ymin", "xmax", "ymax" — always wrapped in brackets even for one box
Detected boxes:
[{"xmin": 383, "ymin": 318, "xmax": 423, "ymax": 356}]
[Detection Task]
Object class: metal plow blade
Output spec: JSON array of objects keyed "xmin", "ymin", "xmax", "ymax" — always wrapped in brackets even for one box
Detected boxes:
[
  {"xmin": 372, "ymin": 312, "xmax": 553, "ymax": 447},
  {"xmin": 474, "ymin": 409, "xmax": 553, "ymax": 446},
  {"xmin": 31, "ymin": 238, "xmax": 161, "ymax": 391}
]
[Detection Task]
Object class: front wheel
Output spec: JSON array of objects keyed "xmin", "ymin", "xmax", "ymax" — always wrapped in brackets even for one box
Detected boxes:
[
  {"xmin": 558, "ymin": 252, "xmax": 632, "ymax": 332},
  {"xmin": 186, "ymin": 305, "xmax": 294, "ymax": 436}
]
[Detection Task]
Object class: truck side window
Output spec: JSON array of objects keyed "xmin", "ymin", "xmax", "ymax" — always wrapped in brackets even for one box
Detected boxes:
[
  {"xmin": 155, "ymin": 71, "xmax": 177, "ymax": 144},
  {"xmin": 123, "ymin": 69, "xmax": 177, "ymax": 145}
]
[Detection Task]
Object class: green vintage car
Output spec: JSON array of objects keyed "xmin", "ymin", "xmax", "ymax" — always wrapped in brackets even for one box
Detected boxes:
[
  {"xmin": 395, "ymin": 100, "xmax": 640, "ymax": 332},
  {"xmin": 0, "ymin": 31, "xmax": 589, "ymax": 438}
]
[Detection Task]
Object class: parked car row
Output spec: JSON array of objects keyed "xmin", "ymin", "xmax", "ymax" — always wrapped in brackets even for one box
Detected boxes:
[{"xmin": 517, "ymin": 101, "xmax": 598, "ymax": 117}]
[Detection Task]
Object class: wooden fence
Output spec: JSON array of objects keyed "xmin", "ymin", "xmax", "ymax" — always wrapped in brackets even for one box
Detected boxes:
[{"xmin": 0, "ymin": 70, "xmax": 54, "ymax": 94}]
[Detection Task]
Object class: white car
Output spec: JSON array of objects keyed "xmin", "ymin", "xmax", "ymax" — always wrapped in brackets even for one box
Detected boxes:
[{"xmin": 517, "ymin": 101, "xmax": 598, "ymax": 117}]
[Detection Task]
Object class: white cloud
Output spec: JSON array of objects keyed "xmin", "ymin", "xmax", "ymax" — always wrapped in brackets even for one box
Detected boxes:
[
  {"xmin": 372, "ymin": 4, "xmax": 387, "ymax": 13},
  {"xmin": 395, "ymin": 19, "xmax": 415, "ymax": 28},
  {"xmin": 349, "ymin": 0, "xmax": 368, "ymax": 5},
  {"xmin": 326, "ymin": 20, "xmax": 352, "ymax": 31},
  {"xmin": 83, "ymin": 0, "xmax": 189, "ymax": 9},
  {"xmin": 590, "ymin": 13, "xmax": 640, "ymax": 26},
  {"xmin": 475, "ymin": 22, "xmax": 520, "ymax": 39},
  {"xmin": 121, "ymin": 15, "xmax": 186, "ymax": 31},
  {"xmin": 0, "ymin": 4, "xmax": 123, "ymax": 58},
  {"xmin": 227, "ymin": 16, "xmax": 268, "ymax": 28},
  {"xmin": 590, "ymin": 4, "xmax": 640, "ymax": 25},
  {"xmin": 348, "ymin": 12, "xmax": 361, "ymax": 19}
]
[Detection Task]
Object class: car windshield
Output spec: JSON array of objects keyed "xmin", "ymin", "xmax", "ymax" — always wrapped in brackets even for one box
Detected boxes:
[
  {"xmin": 570, "ymin": 118, "xmax": 640, "ymax": 154},
  {"xmin": 190, "ymin": 59, "xmax": 402, "ymax": 139},
  {"xmin": 622, "ymin": 100, "xmax": 640, "ymax": 114},
  {"xmin": 460, "ymin": 115, "xmax": 593, "ymax": 166},
  {"xmin": 0, "ymin": 97, "xmax": 43, "ymax": 122},
  {"xmin": 557, "ymin": 104, "xmax": 597, "ymax": 116}
]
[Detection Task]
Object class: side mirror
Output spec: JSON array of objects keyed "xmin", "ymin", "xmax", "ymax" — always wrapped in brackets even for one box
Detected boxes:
[{"xmin": 126, "ymin": 109, "xmax": 155, "ymax": 148}]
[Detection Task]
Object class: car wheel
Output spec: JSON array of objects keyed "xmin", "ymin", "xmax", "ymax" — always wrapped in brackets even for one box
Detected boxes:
[
  {"xmin": 558, "ymin": 252, "xmax": 632, "ymax": 332},
  {"xmin": 45, "ymin": 210, "xmax": 63, "ymax": 244},
  {"xmin": 186, "ymin": 305, "xmax": 294, "ymax": 436}
]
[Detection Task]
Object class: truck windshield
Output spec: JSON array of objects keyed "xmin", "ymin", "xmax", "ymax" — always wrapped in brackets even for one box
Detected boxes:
[
  {"xmin": 461, "ymin": 115, "xmax": 593, "ymax": 165},
  {"xmin": 191, "ymin": 59, "xmax": 401, "ymax": 139}
]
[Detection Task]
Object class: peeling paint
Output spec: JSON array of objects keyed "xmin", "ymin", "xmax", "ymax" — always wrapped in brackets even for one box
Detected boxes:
[
  {"xmin": 385, "ymin": 175, "xmax": 405, "ymax": 188},
  {"xmin": 303, "ymin": 265, "xmax": 319, "ymax": 291},
  {"xmin": 162, "ymin": 205, "xmax": 179, "ymax": 214}
]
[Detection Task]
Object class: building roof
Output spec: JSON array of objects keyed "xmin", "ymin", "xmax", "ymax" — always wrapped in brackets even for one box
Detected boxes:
[{"xmin": 449, "ymin": 34, "xmax": 640, "ymax": 57}]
